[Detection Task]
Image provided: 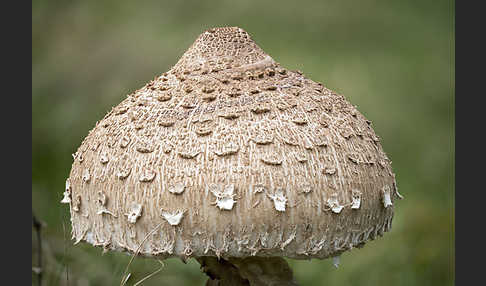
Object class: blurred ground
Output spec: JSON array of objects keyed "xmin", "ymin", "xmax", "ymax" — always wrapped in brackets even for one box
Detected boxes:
[{"xmin": 32, "ymin": 0, "xmax": 454, "ymax": 285}]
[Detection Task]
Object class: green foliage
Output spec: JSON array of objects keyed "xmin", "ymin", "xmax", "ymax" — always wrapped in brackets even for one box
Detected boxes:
[{"xmin": 32, "ymin": 0, "xmax": 454, "ymax": 285}]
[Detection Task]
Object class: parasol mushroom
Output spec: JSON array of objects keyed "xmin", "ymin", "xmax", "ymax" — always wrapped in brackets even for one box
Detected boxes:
[{"xmin": 62, "ymin": 26, "xmax": 402, "ymax": 285}]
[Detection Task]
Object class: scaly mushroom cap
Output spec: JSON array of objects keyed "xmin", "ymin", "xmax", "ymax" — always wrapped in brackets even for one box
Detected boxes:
[{"xmin": 63, "ymin": 27, "xmax": 401, "ymax": 260}]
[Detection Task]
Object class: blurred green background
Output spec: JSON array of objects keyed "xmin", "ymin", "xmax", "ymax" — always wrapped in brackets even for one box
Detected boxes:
[{"xmin": 32, "ymin": 0, "xmax": 454, "ymax": 285}]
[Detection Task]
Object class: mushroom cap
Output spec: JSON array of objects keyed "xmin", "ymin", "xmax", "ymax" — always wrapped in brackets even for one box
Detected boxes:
[{"xmin": 64, "ymin": 27, "xmax": 400, "ymax": 260}]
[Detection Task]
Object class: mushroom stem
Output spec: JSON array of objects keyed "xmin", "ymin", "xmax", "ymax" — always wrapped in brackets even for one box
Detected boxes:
[
  {"xmin": 196, "ymin": 256, "xmax": 299, "ymax": 286},
  {"xmin": 197, "ymin": 256, "xmax": 250, "ymax": 286}
]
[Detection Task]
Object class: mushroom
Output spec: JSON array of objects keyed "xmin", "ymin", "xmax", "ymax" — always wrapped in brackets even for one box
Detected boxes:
[{"xmin": 63, "ymin": 26, "xmax": 402, "ymax": 285}]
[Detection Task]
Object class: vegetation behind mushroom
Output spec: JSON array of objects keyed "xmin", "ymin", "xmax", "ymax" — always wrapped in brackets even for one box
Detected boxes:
[{"xmin": 30, "ymin": 1, "xmax": 455, "ymax": 285}]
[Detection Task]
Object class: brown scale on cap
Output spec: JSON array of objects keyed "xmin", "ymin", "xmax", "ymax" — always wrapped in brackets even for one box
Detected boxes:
[{"xmin": 63, "ymin": 26, "xmax": 402, "ymax": 285}]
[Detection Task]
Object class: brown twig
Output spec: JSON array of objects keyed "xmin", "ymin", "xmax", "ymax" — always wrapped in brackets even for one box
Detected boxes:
[{"xmin": 32, "ymin": 213, "xmax": 43, "ymax": 286}]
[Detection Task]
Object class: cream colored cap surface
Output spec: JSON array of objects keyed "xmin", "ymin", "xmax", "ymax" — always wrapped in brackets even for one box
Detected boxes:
[{"xmin": 62, "ymin": 27, "xmax": 401, "ymax": 260}]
